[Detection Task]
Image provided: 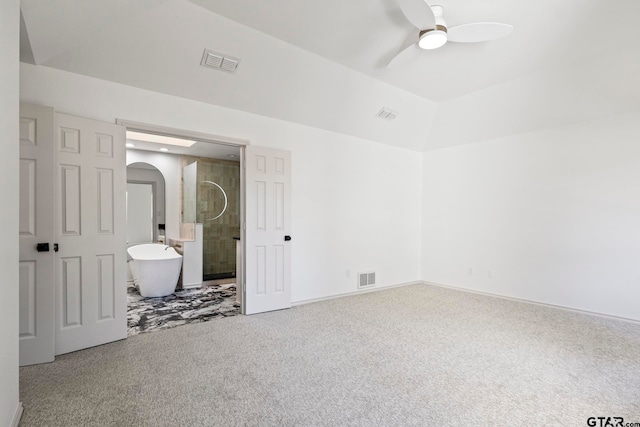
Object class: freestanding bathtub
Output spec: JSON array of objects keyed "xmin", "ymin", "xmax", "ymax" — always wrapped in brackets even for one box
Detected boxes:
[{"xmin": 127, "ymin": 244, "xmax": 183, "ymax": 298}]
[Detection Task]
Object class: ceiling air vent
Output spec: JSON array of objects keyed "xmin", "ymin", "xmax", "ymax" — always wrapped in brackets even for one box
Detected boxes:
[
  {"xmin": 200, "ymin": 49, "xmax": 240, "ymax": 74},
  {"xmin": 376, "ymin": 107, "xmax": 397, "ymax": 121}
]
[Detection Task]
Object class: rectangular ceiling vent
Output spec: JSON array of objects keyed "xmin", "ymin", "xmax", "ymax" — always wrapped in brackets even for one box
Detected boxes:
[
  {"xmin": 358, "ymin": 271, "xmax": 376, "ymax": 289},
  {"xmin": 200, "ymin": 49, "xmax": 240, "ymax": 74},
  {"xmin": 376, "ymin": 107, "xmax": 397, "ymax": 121}
]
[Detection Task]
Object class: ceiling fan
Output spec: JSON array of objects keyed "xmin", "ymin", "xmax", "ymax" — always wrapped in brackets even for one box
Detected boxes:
[{"xmin": 388, "ymin": 0, "xmax": 513, "ymax": 68}]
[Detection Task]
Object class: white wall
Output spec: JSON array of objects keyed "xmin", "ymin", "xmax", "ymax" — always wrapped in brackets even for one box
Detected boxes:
[
  {"xmin": 126, "ymin": 183, "xmax": 154, "ymax": 245},
  {"xmin": 127, "ymin": 164, "xmax": 166, "ymax": 239},
  {"xmin": 23, "ymin": 64, "xmax": 423, "ymax": 303},
  {"xmin": 1, "ymin": 1, "xmax": 21, "ymax": 426},
  {"xmin": 421, "ymin": 110, "xmax": 640, "ymax": 321}
]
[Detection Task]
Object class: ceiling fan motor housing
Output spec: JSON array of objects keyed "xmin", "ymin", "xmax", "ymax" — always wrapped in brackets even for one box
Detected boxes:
[
  {"xmin": 419, "ymin": 25, "xmax": 447, "ymax": 38},
  {"xmin": 418, "ymin": 6, "xmax": 448, "ymax": 50}
]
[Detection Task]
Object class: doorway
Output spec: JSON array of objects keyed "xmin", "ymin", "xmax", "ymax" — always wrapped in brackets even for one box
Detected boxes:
[
  {"xmin": 123, "ymin": 124, "xmax": 245, "ymax": 335},
  {"xmin": 120, "ymin": 120, "xmax": 293, "ymax": 320}
]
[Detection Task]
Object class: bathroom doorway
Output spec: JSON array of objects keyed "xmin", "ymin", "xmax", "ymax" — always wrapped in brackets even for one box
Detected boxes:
[
  {"xmin": 121, "ymin": 120, "xmax": 293, "ymax": 329},
  {"xmin": 123, "ymin": 122, "xmax": 245, "ymax": 335}
]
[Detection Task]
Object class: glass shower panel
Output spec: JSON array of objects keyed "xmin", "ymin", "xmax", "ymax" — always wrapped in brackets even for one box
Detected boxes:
[
  {"xmin": 182, "ymin": 162, "xmax": 197, "ymax": 223},
  {"xmin": 182, "ymin": 159, "xmax": 240, "ymax": 281}
]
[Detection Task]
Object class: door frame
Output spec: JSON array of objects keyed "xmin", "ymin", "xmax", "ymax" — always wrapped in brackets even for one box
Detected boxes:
[{"xmin": 116, "ymin": 119, "xmax": 249, "ymax": 313}]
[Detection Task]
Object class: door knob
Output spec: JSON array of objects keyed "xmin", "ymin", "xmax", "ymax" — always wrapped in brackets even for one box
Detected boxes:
[
  {"xmin": 36, "ymin": 243, "xmax": 50, "ymax": 252},
  {"xmin": 54, "ymin": 243, "xmax": 59, "ymax": 252},
  {"xmin": 284, "ymin": 235, "xmax": 292, "ymax": 241}
]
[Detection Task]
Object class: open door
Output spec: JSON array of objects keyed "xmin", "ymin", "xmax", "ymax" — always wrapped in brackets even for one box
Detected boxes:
[
  {"xmin": 19, "ymin": 104, "xmax": 55, "ymax": 366},
  {"xmin": 54, "ymin": 113, "xmax": 127, "ymax": 355},
  {"xmin": 244, "ymin": 146, "xmax": 292, "ymax": 315}
]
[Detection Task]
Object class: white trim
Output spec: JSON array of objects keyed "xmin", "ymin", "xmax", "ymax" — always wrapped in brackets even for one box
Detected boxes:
[
  {"xmin": 291, "ymin": 281, "xmax": 423, "ymax": 307},
  {"xmin": 424, "ymin": 281, "xmax": 640, "ymax": 325},
  {"xmin": 293, "ymin": 278, "xmax": 640, "ymax": 324},
  {"xmin": 11, "ymin": 402, "xmax": 23, "ymax": 427},
  {"xmin": 115, "ymin": 119, "xmax": 250, "ymax": 147}
]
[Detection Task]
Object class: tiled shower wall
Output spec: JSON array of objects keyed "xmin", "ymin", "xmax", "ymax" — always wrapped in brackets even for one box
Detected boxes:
[{"xmin": 180, "ymin": 156, "xmax": 240, "ymax": 278}]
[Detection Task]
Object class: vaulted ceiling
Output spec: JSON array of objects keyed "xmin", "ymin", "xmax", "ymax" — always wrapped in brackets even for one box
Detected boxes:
[{"xmin": 20, "ymin": 0, "xmax": 640, "ymax": 151}]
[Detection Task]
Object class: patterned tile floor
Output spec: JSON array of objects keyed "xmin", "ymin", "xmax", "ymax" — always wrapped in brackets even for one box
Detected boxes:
[{"xmin": 127, "ymin": 281, "xmax": 241, "ymax": 336}]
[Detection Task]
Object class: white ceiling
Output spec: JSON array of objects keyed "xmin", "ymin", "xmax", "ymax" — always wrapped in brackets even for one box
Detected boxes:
[
  {"xmin": 19, "ymin": 0, "xmax": 640, "ymax": 151},
  {"xmin": 190, "ymin": 0, "xmax": 614, "ymax": 101}
]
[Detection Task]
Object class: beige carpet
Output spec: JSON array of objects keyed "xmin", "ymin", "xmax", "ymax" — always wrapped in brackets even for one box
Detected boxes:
[{"xmin": 19, "ymin": 284, "xmax": 640, "ymax": 426}]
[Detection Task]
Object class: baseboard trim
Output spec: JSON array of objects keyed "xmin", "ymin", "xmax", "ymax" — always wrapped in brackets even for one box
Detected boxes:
[
  {"xmin": 291, "ymin": 281, "xmax": 422, "ymax": 307},
  {"xmin": 293, "ymin": 279, "xmax": 640, "ymax": 324},
  {"xmin": 423, "ymin": 280, "xmax": 640, "ymax": 325},
  {"xmin": 11, "ymin": 402, "xmax": 23, "ymax": 427}
]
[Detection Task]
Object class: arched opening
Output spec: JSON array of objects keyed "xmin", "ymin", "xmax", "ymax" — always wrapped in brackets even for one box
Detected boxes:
[{"xmin": 126, "ymin": 162, "xmax": 166, "ymax": 245}]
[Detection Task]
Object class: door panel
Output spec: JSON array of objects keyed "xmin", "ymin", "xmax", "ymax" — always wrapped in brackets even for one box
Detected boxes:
[
  {"xmin": 97, "ymin": 168, "xmax": 115, "ymax": 234},
  {"xmin": 19, "ymin": 104, "xmax": 55, "ymax": 366},
  {"xmin": 97, "ymin": 254, "xmax": 115, "ymax": 320},
  {"xmin": 55, "ymin": 113, "xmax": 127, "ymax": 355},
  {"xmin": 60, "ymin": 164, "xmax": 81, "ymax": 235},
  {"xmin": 244, "ymin": 146, "xmax": 292, "ymax": 314}
]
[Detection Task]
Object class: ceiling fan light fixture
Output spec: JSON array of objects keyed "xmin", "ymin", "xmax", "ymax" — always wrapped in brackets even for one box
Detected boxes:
[
  {"xmin": 388, "ymin": 1, "xmax": 514, "ymax": 67},
  {"xmin": 418, "ymin": 28, "xmax": 447, "ymax": 50}
]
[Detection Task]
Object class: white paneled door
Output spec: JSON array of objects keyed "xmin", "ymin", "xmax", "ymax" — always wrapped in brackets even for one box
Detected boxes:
[
  {"xmin": 19, "ymin": 104, "xmax": 55, "ymax": 366},
  {"xmin": 244, "ymin": 146, "xmax": 292, "ymax": 314},
  {"xmin": 55, "ymin": 113, "xmax": 127, "ymax": 355}
]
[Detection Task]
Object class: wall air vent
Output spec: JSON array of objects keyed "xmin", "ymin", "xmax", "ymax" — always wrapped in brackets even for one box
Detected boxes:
[
  {"xmin": 376, "ymin": 107, "xmax": 397, "ymax": 121},
  {"xmin": 358, "ymin": 271, "xmax": 376, "ymax": 289},
  {"xmin": 200, "ymin": 49, "xmax": 240, "ymax": 74}
]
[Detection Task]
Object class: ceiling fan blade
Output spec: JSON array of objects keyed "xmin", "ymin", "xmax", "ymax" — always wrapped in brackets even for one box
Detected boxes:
[
  {"xmin": 395, "ymin": 0, "xmax": 436, "ymax": 30},
  {"xmin": 447, "ymin": 22, "xmax": 513, "ymax": 43},
  {"xmin": 387, "ymin": 43, "xmax": 422, "ymax": 69}
]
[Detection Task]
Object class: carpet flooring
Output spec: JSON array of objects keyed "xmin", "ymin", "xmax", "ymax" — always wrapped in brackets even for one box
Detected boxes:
[{"xmin": 19, "ymin": 284, "xmax": 640, "ymax": 426}]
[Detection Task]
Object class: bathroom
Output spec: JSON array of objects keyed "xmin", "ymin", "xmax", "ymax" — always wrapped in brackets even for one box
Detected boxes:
[{"xmin": 125, "ymin": 130, "xmax": 242, "ymax": 335}]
